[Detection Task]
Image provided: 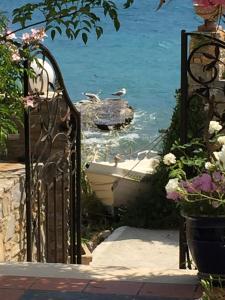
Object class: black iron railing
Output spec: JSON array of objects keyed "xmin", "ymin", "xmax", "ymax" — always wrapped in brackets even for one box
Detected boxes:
[
  {"xmin": 180, "ymin": 30, "xmax": 225, "ymax": 268},
  {"xmin": 24, "ymin": 44, "xmax": 81, "ymax": 264}
]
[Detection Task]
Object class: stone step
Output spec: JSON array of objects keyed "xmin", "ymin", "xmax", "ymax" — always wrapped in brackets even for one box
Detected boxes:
[{"xmin": 0, "ymin": 262, "xmax": 198, "ymax": 284}]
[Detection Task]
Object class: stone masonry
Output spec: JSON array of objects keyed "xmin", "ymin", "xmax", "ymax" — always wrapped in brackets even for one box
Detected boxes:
[
  {"xmin": 0, "ymin": 163, "xmax": 26, "ymax": 261},
  {"xmin": 188, "ymin": 29, "xmax": 225, "ymax": 132}
]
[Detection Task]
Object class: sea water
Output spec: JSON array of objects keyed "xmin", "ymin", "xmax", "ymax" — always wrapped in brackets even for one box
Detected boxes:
[{"xmin": 2, "ymin": 0, "xmax": 200, "ymax": 159}]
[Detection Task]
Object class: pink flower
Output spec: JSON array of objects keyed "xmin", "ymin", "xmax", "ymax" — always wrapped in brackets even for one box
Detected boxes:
[
  {"xmin": 191, "ymin": 173, "xmax": 217, "ymax": 193},
  {"xmin": 22, "ymin": 32, "xmax": 31, "ymax": 44},
  {"xmin": 6, "ymin": 30, "xmax": 16, "ymax": 40},
  {"xmin": 23, "ymin": 96, "xmax": 35, "ymax": 108},
  {"xmin": 166, "ymin": 191, "xmax": 181, "ymax": 202},
  {"xmin": 212, "ymin": 171, "xmax": 223, "ymax": 182},
  {"xmin": 181, "ymin": 174, "xmax": 217, "ymax": 194},
  {"xmin": 11, "ymin": 52, "xmax": 20, "ymax": 62},
  {"xmin": 31, "ymin": 28, "xmax": 39, "ymax": 36},
  {"xmin": 22, "ymin": 28, "xmax": 47, "ymax": 44},
  {"xmin": 31, "ymin": 28, "xmax": 47, "ymax": 41},
  {"xmin": 181, "ymin": 181, "xmax": 196, "ymax": 193},
  {"xmin": 193, "ymin": 0, "xmax": 225, "ymax": 7}
]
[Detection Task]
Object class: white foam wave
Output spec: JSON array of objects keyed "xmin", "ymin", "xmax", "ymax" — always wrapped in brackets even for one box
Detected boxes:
[
  {"xmin": 118, "ymin": 133, "xmax": 140, "ymax": 141},
  {"xmin": 133, "ymin": 110, "xmax": 156, "ymax": 122}
]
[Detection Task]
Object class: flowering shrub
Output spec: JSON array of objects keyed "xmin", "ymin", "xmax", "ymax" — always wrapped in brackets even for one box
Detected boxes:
[
  {"xmin": 0, "ymin": 12, "xmax": 47, "ymax": 155},
  {"xmin": 164, "ymin": 120, "xmax": 225, "ymax": 216}
]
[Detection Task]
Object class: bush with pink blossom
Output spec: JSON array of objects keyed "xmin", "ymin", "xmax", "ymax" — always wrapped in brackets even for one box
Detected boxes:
[
  {"xmin": 0, "ymin": 12, "xmax": 47, "ymax": 155},
  {"xmin": 164, "ymin": 120, "xmax": 225, "ymax": 216}
]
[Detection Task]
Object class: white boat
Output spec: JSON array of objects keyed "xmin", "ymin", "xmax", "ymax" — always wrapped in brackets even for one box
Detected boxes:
[{"xmin": 85, "ymin": 156, "xmax": 160, "ymax": 210}]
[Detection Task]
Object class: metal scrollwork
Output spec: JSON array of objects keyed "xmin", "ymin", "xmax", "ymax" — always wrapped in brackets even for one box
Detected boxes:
[
  {"xmin": 187, "ymin": 34, "xmax": 225, "ymax": 85},
  {"xmin": 24, "ymin": 44, "xmax": 81, "ymax": 264},
  {"xmin": 180, "ymin": 30, "xmax": 225, "ymax": 270}
]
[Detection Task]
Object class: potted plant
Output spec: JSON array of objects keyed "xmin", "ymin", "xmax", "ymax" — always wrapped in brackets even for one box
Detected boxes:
[
  {"xmin": 163, "ymin": 120, "xmax": 225, "ymax": 279},
  {"xmin": 193, "ymin": 0, "xmax": 225, "ymax": 31}
]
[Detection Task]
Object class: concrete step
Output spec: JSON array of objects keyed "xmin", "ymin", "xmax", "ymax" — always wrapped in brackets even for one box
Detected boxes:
[
  {"xmin": 0, "ymin": 262, "xmax": 198, "ymax": 285},
  {"xmin": 91, "ymin": 227, "xmax": 180, "ymax": 270}
]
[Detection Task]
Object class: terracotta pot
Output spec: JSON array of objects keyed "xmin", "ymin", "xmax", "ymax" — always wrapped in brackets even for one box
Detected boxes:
[{"xmin": 193, "ymin": 4, "xmax": 225, "ymax": 31}]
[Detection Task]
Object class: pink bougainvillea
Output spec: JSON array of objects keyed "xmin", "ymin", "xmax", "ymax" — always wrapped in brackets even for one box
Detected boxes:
[
  {"xmin": 6, "ymin": 30, "xmax": 16, "ymax": 40},
  {"xmin": 23, "ymin": 95, "xmax": 36, "ymax": 108},
  {"xmin": 22, "ymin": 28, "xmax": 47, "ymax": 44},
  {"xmin": 11, "ymin": 52, "xmax": 20, "ymax": 62},
  {"xmin": 193, "ymin": 0, "xmax": 225, "ymax": 7}
]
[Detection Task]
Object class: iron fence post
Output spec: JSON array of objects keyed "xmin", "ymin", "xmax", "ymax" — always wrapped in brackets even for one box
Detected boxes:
[
  {"xmin": 179, "ymin": 30, "xmax": 188, "ymax": 269},
  {"xmin": 76, "ymin": 115, "xmax": 82, "ymax": 264},
  {"xmin": 24, "ymin": 59, "xmax": 32, "ymax": 262}
]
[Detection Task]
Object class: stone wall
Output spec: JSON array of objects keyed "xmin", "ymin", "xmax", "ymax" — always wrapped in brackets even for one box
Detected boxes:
[
  {"xmin": 188, "ymin": 29, "xmax": 225, "ymax": 131},
  {"xmin": 0, "ymin": 163, "xmax": 26, "ymax": 261},
  {"xmin": 0, "ymin": 163, "xmax": 71, "ymax": 263}
]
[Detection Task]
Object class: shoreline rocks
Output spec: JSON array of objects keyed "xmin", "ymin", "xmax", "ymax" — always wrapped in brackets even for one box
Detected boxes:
[{"xmin": 75, "ymin": 98, "xmax": 134, "ymax": 131}]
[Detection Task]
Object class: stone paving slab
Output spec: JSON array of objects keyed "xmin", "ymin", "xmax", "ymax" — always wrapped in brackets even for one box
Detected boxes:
[
  {"xmin": 20, "ymin": 291, "xmax": 196, "ymax": 300},
  {"xmin": 0, "ymin": 275, "xmax": 202, "ymax": 300}
]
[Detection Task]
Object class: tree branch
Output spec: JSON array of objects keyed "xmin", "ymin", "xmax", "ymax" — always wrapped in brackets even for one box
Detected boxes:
[{"xmin": 1, "ymin": 9, "xmax": 79, "ymax": 40}]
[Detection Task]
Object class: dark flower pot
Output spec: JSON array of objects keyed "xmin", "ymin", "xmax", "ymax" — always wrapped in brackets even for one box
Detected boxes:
[{"xmin": 186, "ymin": 215, "xmax": 225, "ymax": 279}]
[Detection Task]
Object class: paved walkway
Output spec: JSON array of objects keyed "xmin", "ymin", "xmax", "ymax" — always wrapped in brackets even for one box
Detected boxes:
[
  {"xmin": 0, "ymin": 227, "xmax": 202, "ymax": 299},
  {"xmin": 91, "ymin": 227, "xmax": 179, "ymax": 269},
  {"xmin": 0, "ymin": 275, "xmax": 201, "ymax": 300}
]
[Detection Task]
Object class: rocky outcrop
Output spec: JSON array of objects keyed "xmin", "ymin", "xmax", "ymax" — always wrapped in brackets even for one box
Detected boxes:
[{"xmin": 76, "ymin": 99, "xmax": 134, "ymax": 131}]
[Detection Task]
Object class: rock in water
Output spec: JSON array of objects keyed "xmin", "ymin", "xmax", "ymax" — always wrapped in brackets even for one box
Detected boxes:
[{"xmin": 75, "ymin": 99, "xmax": 134, "ymax": 131}]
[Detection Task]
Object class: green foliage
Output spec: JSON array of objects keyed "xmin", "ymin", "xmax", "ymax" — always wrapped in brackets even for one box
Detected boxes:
[
  {"xmin": 0, "ymin": 14, "xmax": 24, "ymax": 155},
  {"xmin": 10, "ymin": 0, "xmax": 135, "ymax": 43},
  {"xmin": 169, "ymin": 138, "xmax": 207, "ymax": 179},
  {"xmin": 162, "ymin": 90, "xmax": 207, "ymax": 154},
  {"xmin": 119, "ymin": 90, "xmax": 208, "ymax": 229},
  {"xmin": 81, "ymin": 168, "xmax": 112, "ymax": 239},
  {"xmin": 0, "ymin": 13, "xmax": 45, "ymax": 155},
  {"xmin": 118, "ymin": 165, "xmax": 179, "ymax": 229},
  {"xmin": 201, "ymin": 276, "xmax": 225, "ymax": 300}
]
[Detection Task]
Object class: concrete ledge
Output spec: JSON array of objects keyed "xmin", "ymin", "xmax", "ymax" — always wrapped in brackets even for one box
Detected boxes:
[
  {"xmin": 0, "ymin": 262, "xmax": 198, "ymax": 284},
  {"xmin": 81, "ymin": 243, "xmax": 92, "ymax": 265}
]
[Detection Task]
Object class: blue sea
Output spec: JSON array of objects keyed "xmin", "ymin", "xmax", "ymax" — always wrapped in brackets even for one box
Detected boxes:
[{"xmin": 2, "ymin": 0, "xmax": 201, "ymax": 159}]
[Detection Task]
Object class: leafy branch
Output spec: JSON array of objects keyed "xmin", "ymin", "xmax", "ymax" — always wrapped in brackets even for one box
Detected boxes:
[{"xmin": 1, "ymin": 0, "xmax": 136, "ymax": 44}]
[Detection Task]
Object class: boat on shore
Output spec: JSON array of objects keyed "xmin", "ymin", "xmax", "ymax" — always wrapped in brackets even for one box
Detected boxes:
[{"xmin": 85, "ymin": 155, "xmax": 160, "ymax": 212}]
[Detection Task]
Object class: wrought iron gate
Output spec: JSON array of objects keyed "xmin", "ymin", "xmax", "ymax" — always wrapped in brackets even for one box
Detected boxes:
[
  {"xmin": 24, "ymin": 44, "xmax": 81, "ymax": 264},
  {"xmin": 180, "ymin": 30, "xmax": 225, "ymax": 268}
]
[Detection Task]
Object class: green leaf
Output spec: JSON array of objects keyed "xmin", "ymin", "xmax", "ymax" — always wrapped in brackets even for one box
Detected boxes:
[
  {"xmin": 55, "ymin": 26, "xmax": 62, "ymax": 34},
  {"xmin": 95, "ymin": 27, "xmax": 103, "ymax": 39},
  {"xmin": 51, "ymin": 29, "xmax": 56, "ymax": 40},
  {"xmin": 113, "ymin": 18, "xmax": 120, "ymax": 31},
  {"xmin": 124, "ymin": 0, "xmax": 134, "ymax": 9},
  {"xmin": 74, "ymin": 29, "xmax": 81, "ymax": 39},
  {"xmin": 82, "ymin": 32, "xmax": 88, "ymax": 44},
  {"xmin": 83, "ymin": 26, "xmax": 90, "ymax": 33},
  {"xmin": 83, "ymin": 20, "xmax": 92, "ymax": 29}
]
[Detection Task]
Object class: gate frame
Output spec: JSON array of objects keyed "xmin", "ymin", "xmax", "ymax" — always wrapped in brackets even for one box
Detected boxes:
[{"xmin": 24, "ymin": 44, "xmax": 82, "ymax": 264}]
